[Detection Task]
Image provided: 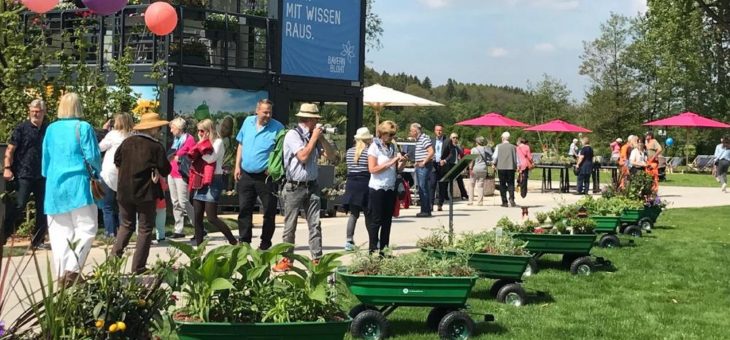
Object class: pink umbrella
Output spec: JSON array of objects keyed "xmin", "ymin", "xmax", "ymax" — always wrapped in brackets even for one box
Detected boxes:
[
  {"xmin": 644, "ymin": 111, "xmax": 730, "ymax": 164},
  {"xmin": 456, "ymin": 112, "xmax": 529, "ymax": 127},
  {"xmin": 524, "ymin": 119, "xmax": 592, "ymax": 133},
  {"xmin": 643, "ymin": 111, "xmax": 730, "ymax": 128}
]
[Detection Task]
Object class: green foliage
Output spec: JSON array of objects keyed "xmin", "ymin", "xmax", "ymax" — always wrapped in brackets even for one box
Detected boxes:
[
  {"xmin": 169, "ymin": 242, "xmax": 346, "ymax": 323},
  {"xmin": 569, "ymin": 218, "xmax": 597, "ymax": 234},
  {"xmin": 204, "ymin": 13, "xmax": 240, "ymax": 32},
  {"xmin": 452, "ymin": 231, "xmax": 529, "ymax": 255},
  {"xmin": 347, "ymin": 249, "xmax": 475, "ymax": 277},
  {"xmin": 108, "ymin": 48, "xmax": 139, "ymax": 115},
  {"xmin": 7, "ymin": 254, "xmax": 176, "ymax": 339},
  {"xmin": 576, "ymin": 195, "xmax": 643, "ymax": 216},
  {"xmin": 535, "ymin": 212, "xmax": 548, "ymax": 224},
  {"xmin": 495, "ymin": 216, "xmax": 516, "ymax": 231}
]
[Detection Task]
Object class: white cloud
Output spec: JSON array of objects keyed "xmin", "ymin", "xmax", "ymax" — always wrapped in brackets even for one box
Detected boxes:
[
  {"xmin": 629, "ymin": 0, "xmax": 647, "ymax": 14},
  {"xmin": 488, "ymin": 47, "xmax": 509, "ymax": 58},
  {"xmin": 534, "ymin": 42, "xmax": 556, "ymax": 52},
  {"xmin": 418, "ymin": 0, "xmax": 453, "ymax": 9}
]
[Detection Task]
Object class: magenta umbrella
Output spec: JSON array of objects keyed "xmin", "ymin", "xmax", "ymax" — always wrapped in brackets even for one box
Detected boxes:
[
  {"xmin": 644, "ymin": 111, "xmax": 730, "ymax": 164},
  {"xmin": 456, "ymin": 112, "xmax": 529, "ymax": 127},
  {"xmin": 524, "ymin": 119, "xmax": 592, "ymax": 133},
  {"xmin": 643, "ymin": 111, "xmax": 730, "ymax": 128}
]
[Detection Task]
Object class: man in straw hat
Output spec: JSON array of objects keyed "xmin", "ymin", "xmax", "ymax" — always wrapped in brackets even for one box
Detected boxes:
[
  {"xmin": 112, "ymin": 112, "xmax": 171, "ymax": 274},
  {"xmin": 273, "ymin": 103, "xmax": 338, "ymax": 272}
]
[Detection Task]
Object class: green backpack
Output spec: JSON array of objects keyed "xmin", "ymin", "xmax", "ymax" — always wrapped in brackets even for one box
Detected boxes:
[{"xmin": 267, "ymin": 129, "xmax": 288, "ymax": 183}]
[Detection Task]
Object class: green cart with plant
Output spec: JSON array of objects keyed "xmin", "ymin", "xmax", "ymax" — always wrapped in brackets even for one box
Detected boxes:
[
  {"xmin": 590, "ymin": 215, "xmax": 623, "ymax": 248},
  {"xmin": 429, "ymin": 249, "xmax": 532, "ymax": 307},
  {"xmin": 339, "ymin": 251, "xmax": 493, "ymax": 339},
  {"xmin": 418, "ymin": 229, "xmax": 533, "ymax": 306},
  {"xmin": 512, "ymin": 233, "xmax": 610, "ymax": 275}
]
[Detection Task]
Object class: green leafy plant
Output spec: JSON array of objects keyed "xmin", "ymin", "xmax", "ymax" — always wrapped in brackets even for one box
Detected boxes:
[
  {"xmin": 415, "ymin": 228, "xmax": 450, "ymax": 249},
  {"xmin": 347, "ymin": 250, "xmax": 475, "ymax": 277},
  {"xmin": 521, "ymin": 219, "xmax": 540, "ymax": 232},
  {"xmin": 452, "ymin": 231, "xmax": 529, "ymax": 255},
  {"xmin": 569, "ymin": 218, "xmax": 597, "ymax": 234},
  {"xmin": 535, "ymin": 212, "xmax": 548, "ymax": 224},
  {"xmin": 6, "ymin": 253, "xmax": 176, "ymax": 339},
  {"xmin": 169, "ymin": 242, "xmax": 346, "ymax": 324},
  {"xmin": 204, "ymin": 13, "xmax": 240, "ymax": 32},
  {"xmin": 496, "ymin": 216, "xmax": 517, "ymax": 232}
]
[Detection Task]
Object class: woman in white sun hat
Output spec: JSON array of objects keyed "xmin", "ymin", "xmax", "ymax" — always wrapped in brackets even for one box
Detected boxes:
[{"xmin": 341, "ymin": 127, "xmax": 374, "ymax": 251}]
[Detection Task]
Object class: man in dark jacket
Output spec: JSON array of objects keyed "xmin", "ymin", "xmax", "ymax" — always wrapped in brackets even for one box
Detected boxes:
[
  {"xmin": 429, "ymin": 124, "xmax": 455, "ymax": 211},
  {"xmin": 111, "ymin": 113, "xmax": 171, "ymax": 274},
  {"xmin": 2, "ymin": 100, "xmax": 49, "ymax": 249}
]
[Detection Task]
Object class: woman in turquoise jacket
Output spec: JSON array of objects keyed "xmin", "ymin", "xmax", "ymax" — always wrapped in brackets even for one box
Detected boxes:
[{"xmin": 42, "ymin": 92, "xmax": 101, "ymax": 284}]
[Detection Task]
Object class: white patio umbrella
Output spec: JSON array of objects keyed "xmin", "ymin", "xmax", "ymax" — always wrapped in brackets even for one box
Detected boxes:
[{"xmin": 364, "ymin": 84, "xmax": 444, "ymax": 128}]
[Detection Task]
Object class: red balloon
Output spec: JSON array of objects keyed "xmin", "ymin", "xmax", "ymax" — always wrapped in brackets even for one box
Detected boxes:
[
  {"xmin": 22, "ymin": 0, "xmax": 59, "ymax": 14},
  {"xmin": 145, "ymin": 2, "xmax": 178, "ymax": 36}
]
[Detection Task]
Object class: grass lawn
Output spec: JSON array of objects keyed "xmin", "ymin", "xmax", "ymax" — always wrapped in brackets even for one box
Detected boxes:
[
  {"xmin": 334, "ymin": 206, "xmax": 730, "ymax": 339},
  {"xmin": 528, "ymin": 168, "xmax": 719, "ymax": 188}
]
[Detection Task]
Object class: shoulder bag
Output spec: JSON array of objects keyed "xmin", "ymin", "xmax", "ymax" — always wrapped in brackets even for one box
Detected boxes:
[{"xmin": 76, "ymin": 122, "xmax": 105, "ymax": 200}]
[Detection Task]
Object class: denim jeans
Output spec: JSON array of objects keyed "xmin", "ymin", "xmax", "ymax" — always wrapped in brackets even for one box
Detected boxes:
[
  {"xmin": 2, "ymin": 178, "xmax": 47, "ymax": 246},
  {"xmin": 415, "ymin": 163, "xmax": 433, "ymax": 213},
  {"xmin": 100, "ymin": 180, "xmax": 119, "ymax": 237}
]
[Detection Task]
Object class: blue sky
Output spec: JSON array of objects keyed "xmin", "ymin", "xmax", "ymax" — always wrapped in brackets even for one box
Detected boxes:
[{"xmin": 367, "ymin": 0, "xmax": 647, "ymax": 101}]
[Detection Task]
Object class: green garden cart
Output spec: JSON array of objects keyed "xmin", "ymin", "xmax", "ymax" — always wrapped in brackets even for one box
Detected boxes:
[
  {"xmin": 424, "ymin": 249, "xmax": 532, "ymax": 307},
  {"xmin": 512, "ymin": 233, "xmax": 611, "ymax": 275},
  {"xmin": 619, "ymin": 206, "xmax": 662, "ymax": 237},
  {"xmin": 338, "ymin": 270, "xmax": 493, "ymax": 339},
  {"xmin": 590, "ymin": 215, "xmax": 623, "ymax": 248}
]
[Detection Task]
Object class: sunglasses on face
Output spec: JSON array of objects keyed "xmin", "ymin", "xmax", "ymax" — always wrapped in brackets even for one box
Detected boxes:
[{"xmin": 198, "ymin": 129, "xmax": 206, "ymax": 133}]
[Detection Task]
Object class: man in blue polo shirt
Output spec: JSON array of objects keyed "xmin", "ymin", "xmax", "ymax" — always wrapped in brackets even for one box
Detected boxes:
[{"xmin": 235, "ymin": 99, "xmax": 284, "ymax": 250}]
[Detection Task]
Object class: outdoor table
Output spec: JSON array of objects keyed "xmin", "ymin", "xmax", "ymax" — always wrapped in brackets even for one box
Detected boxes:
[
  {"xmin": 593, "ymin": 164, "xmax": 619, "ymax": 193},
  {"xmin": 536, "ymin": 164, "xmax": 571, "ymax": 193}
]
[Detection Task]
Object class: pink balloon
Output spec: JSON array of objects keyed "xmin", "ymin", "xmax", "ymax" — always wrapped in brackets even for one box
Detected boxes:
[
  {"xmin": 22, "ymin": 0, "xmax": 59, "ymax": 14},
  {"xmin": 145, "ymin": 2, "xmax": 178, "ymax": 36},
  {"xmin": 83, "ymin": 0, "xmax": 128, "ymax": 16}
]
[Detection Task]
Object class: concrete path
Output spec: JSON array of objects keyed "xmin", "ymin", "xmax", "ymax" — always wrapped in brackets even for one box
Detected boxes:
[{"xmin": 1, "ymin": 181, "xmax": 728, "ymax": 323}]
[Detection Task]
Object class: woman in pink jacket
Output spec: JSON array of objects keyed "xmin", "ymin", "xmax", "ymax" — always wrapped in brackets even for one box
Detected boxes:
[
  {"xmin": 516, "ymin": 137, "xmax": 533, "ymax": 199},
  {"xmin": 167, "ymin": 117, "xmax": 196, "ymax": 239}
]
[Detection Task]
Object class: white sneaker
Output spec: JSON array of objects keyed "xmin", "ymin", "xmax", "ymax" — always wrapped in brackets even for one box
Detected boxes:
[{"xmin": 722, "ymin": 183, "xmax": 727, "ymax": 193}]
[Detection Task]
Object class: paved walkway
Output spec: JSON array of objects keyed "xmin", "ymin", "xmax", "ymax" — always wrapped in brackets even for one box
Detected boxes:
[{"xmin": 1, "ymin": 181, "xmax": 728, "ymax": 322}]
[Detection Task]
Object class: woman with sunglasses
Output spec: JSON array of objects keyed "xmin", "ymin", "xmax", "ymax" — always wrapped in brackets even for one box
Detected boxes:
[
  {"xmin": 187, "ymin": 119, "xmax": 237, "ymax": 246},
  {"xmin": 367, "ymin": 121, "xmax": 405, "ymax": 255}
]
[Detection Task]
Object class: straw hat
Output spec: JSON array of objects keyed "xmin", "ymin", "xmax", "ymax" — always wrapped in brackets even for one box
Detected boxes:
[
  {"xmin": 295, "ymin": 103, "xmax": 322, "ymax": 119},
  {"xmin": 616, "ymin": 138, "xmax": 623, "ymax": 143},
  {"xmin": 354, "ymin": 127, "xmax": 373, "ymax": 140},
  {"xmin": 134, "ymin": 112, "xmax": 168, "ymax": 130}
]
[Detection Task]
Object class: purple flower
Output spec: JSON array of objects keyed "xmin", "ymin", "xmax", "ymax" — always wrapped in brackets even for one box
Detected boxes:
[{"xmin": 0, "ymin": 320, "xmax": 6, "ymax": 336}]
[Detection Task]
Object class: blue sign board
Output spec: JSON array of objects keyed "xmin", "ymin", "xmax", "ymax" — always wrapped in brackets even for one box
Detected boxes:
[{"xmin": 281, "ymin": 0, "xmax": 362, "ymax": 81}]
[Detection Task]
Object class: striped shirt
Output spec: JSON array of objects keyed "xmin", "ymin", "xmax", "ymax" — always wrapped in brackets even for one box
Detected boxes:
[
  {"xmin": 414, "ymin": 133, "xmax": 432, "ymax": 162},
  {"xmin": 346, "ymin": 146, "xmax": 370, "ymax": 174}
]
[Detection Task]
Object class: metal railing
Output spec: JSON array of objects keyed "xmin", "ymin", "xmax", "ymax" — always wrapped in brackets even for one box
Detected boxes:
[{"xmin": 22, "ymin": 5, "xmax": 271, "ymax": 71}]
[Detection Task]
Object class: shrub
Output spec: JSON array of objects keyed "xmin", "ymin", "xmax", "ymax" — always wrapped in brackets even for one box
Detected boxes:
[
  {"xmin": 535, "ymin": 212, "xmax": 548, "ymax": 224},
  {"xmin": 347, "ymin": 250, "xmax": 475, "ymax": 277}
]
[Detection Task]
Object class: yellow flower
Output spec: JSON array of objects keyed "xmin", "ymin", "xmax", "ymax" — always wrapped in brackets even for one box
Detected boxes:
[
  {"xmin": 108, "ymin": 323, "xmax": 118, "ymax": 333},
  {"xmin": 95, "ymin": 319, "xmax": 104, "ymax": 329},
  {"xmin": 116, "ymin": 321, "xmax": 127, "ymax": 332}
]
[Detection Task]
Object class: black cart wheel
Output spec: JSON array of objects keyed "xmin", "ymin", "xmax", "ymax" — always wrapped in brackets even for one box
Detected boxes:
[
  {"xmin": 427, "ymin": 307, "xmax": 455, "ymax": 331},
  {"xmin": 489, "ymin": 279, "xmax": 510, "ymax": 297},
  {"xmin": 496, "ymin": 283, "xmax": 527, "ymax": 307},
  {"xmin": 599, "ymin": 234, "xmax": 620, "ymax": 248},
  {"xmin": 570, "ymin": 256, "xmax": 593, "ymax": 276},
  {"xmin": 438, "ymin": 310, "xmax": 476, "ymax": 340},
  {"xmin": 351, "ymin": 309, "xmax": 389, "ymax": 340},
  {"xmin": 639, "ymin": 218, "xmax": 653, "ymax": 232},
  {"xmin": 624, "ymin": 225, "xmax": 643, "ymax": 237},
  {"xmin": 348, "ymin": 304, "xmax": 377, "ymax": 319},
  {"xmin": 523, "ymin": 257, "xmax": 539, "ymax": 277}
]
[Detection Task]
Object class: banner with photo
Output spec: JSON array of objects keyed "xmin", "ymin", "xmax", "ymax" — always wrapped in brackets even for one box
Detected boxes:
[{"xmin": 173, "ymin": 86, "xmax": 269, "ymax": 121}]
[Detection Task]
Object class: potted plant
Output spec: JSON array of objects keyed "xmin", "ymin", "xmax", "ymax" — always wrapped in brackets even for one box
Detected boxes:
[
  {"xmin": 169, "ymin": 242, "xmax": 350, "ymax": 340},
  {"xmin": 203, "ymin": 13, "xmax": 239, "ymax": 44},
  {"xmin": 169, "ymin": 39, "xmax": 210, "ymax": 66}
]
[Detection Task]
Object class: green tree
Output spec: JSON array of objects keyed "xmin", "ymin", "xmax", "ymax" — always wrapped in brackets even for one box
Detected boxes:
[
  {"xmin": 579, "ymin": 13, "xmax": 642, "ymax": 143},
  {"xmin": 365, "ymin": 0, "xmax": 384, "ymax": 52}
]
